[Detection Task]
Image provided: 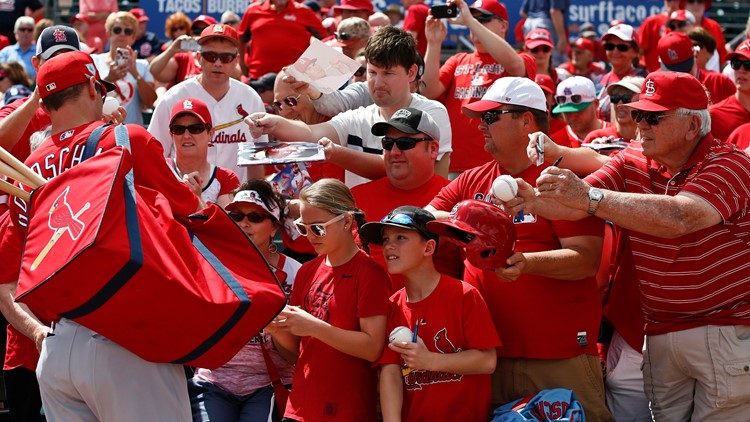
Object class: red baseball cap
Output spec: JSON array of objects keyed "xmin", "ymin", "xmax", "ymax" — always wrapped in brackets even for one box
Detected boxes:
[
  {"xmin": 727, "ymin": 39, "xmax": 750, "ymax": 61},
  {"xmin": 669, "ymin": 10, "xmax": 696, "ymax": 24},
  {"xmin": 658, "ymin": 32, "xmax": 695, "ymax": 73},
  {"xmin": 626, "ymin": 71, "xmax": 708, "ymax": 112},
  {"xmin": 170, "ymin": 98, "xmax": 213, "ymax": 127},
  {"xmin": 333, "ymin": 0, "xmax": 374, "ymax": 15},
  {"xmin": 37, "ymin": 51, "xmax": 116, "ymax": 99},
  {"xmin": 573, "ymin": 37, "xmax": 595, "ymax": 54},
  {"xmin": 129, "ymin": 8, "xmax": 149, "ymax": 23},
  {"xmin": 198, "ymin": 24, "xmax": 239, "ymax": 46},
  {"xmin": 192, "ymin": 15, "xmax": 218, "ymax": 31},
  {"xmin": 525, "ymin": 28, "xmax": 553, "ymax": 50},
  {"xmin": 469, "ymin": 0, "xmax": 508, "ymax": 21},
  {"xmin": 70, "ymin": 12, "xmax": 91, "ymax": 25},
  {"xmin": 534, "ymin": 74, "xmax": 556, "ymax": 95},
  {"xmin": 602, "ymin": 23, "xmax": 639, "ymax": 46}
]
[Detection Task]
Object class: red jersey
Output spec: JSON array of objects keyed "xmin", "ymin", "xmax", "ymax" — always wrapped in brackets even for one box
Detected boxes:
[
  {"xmin": 697, "ymin": 69, "xmax": 736, "ymax": 105},
  {"xmin": 583, "ymin": 125, "xmax": 620, "ymax": 143},
  {"xmin": 429, "ymin": 161, "xmax": 603, "ymax": 359},
  {"xmin": 239, "ymin": 1, "xmax": 326, "ymax": 79},
  {"xmin": 437, "ymin": 51, "xmax": 537, "ymax": 172},
  {"xmin": 558, "ymin": 61, "xmax": 605, "ymax": 80},
  {"xmin": 379, "ymin": 276, "xmax": 500, "ymax": 422},
  {"xmin": 0, "ymin": 96, "xmax": 51, "ymax": 163},
  {"xmin": 639, "ymin": 13, "xmax": 670, "ymax": 72},
  {"xmin": 548, "ymin": 117, "xmax": 574, "ymax": 147},
  {"xmin": 585, "ymin": 136, "xmax": 750, "ymax": 335},
  {"xmin": 286, "ymin": 251, "xmax": 390, "ymax": 421},
  {"xmin": 701, "ymin": 17, "xmax": 727, "ymax": 63},
  {"xmin": 171, "ymin": 52, "xmax": 202, "ymax": 87},
  {"xmin": 727, "ymin": 122, "xmax": 750, "ymax": 149},
  {"xmin": 558, "ymin": 120, "xmax": 613, "ymax": 147},
  {"xmin": 403, "ymin": 2, "xmax": 429, "ymax": 57},
  {"xmin": 709, "ymin": 94, "xmax": 750, "ymax": 142}
]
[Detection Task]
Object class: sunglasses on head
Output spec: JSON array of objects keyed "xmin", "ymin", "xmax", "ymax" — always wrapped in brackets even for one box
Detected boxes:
[
  {"xmin": 170, "ymin": 123, "xmax": 209, "ymax": 135},
  {"xmin": 609, "ymin": 93, "xmax": 633, "ymax": 104},
  {"xmin": 228, "ymin": 211, "xmax": 270, "ymax": 223},
  {"xmin": 668, "ymin": 21, "xmax": 687, "ymax": 31},
  {"xmin": 604, "ymin": 43, "xmax": 631, "ymax": 52},
  {"xmin": 354, "ymin": 66, "xmax": 366, "ymax": 77},
  {"xmin": 294, "ymin": 213, "xmax": 346, "ymax": 237},
  {"xmin": 731, "ymin": 59, "xmax": 750, "ymax": 71},
  {"xmin": 481, "ymin": 109, "xmax": 522, "ymax": 125},
  {"xmin": 200, "ymin": 51, "xmax": 238, "ymax": 64},
  {"xmin": 381, "ymin": 136, "xmax": 433, "ymax": 151},
  {"xmin": 530, "ymin": 45, "xmax": 552, "ymax": 53},
  {"xmin": 631, "ymin": 110, "xmax": 679, "ymax": 125},
  {"xmin": 473, "ymin": 14, "xmax": 496, "ymax": 24},
  {"xmin": 555, "ymin": 94, "xmax": 586, "ymax": 105},
  {"xmin": 273, "ymin": 95, "xmax": 300, "ymax": 111},
  {"xmin": 111, "ymin": 26, "xmax": 134, "ymax": 36}
]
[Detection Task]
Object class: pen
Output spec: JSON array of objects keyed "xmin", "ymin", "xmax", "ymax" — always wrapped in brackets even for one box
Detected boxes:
[
  {"xmin": 552, "ymin": 156, "xmax": 564, "ymax": 167},
  {"xmin": 412, "ymin": 322, "xmax": 419, "ymax": 343}
]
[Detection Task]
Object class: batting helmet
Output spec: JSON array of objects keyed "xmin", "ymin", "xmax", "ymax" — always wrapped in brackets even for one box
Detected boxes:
[{"xmin": 427, "ymin": 200, "xmax": 516, "ymax": 271}]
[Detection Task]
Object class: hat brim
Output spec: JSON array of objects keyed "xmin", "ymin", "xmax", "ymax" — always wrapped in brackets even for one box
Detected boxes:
[
  {"xmin": 101, "ymin": 80, "xmax": 117, "ymax": 94},
  {"xmin": 606, "ymin": 81, "xmax": 640, "ymax": 95},
  {"xmin": 623, "ymin": 99, "xmax": 672, "ymax": 112},
  {"xmin": 360, "ymin": 221, "xmax": 433, "ymax": 246},
  {"xmin": 371, "ymin": 120, "xmax": 421, "ymax": 136},
  {"xmin": 426, "ymin": 219, "xmax": 482, "ymax": 242},
  {"xmin": 469, "ymin": 8, "xmax": 495, "ymax": 17},
  {"xmin": 726, "ymin": 50, "xmax": 750, "ymax": 62},
  {"xmin": 552, "ymin": 101, "xmax": 592, "ymax": 113},
  {"xmin": 661, "ymin": 57, "xmax": 694, "ymax": 73},
  {"xmin": 462, "ymin": 99, "xmax": 504, "ymax": 118},
  {"xmin": 40, "ymin": 44, "xmax": 79, "ymax": 60},
  {"xmin": 198, "ymin": 34, "xmax": 239, "ymax": 46},
  {"xmin": 170, "ymin": 110, "xmax": 211, "ymax": 127},
  {"xmin": 526, "ymin": 39, "xmax": 553, "ymax": 50},
  {"xmin": 580, "ymin": 30, "xmax": 597, "ymax": 38}
]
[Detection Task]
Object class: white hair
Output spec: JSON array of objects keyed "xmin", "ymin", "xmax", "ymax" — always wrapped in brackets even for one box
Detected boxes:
[
  {"xmin": 676, "ymin": 107, "xmax": 711, "ymax": 138},
  {"xmin": 220, "ymin": 11, "xmax": 240, "ymax": 24},
  {"xmin": 29, "ymin": 126, "xmax": 51, "ymax": 152},
  {"xmin": 14, "ymin": 16, "xmax": 34, "ymax": 32}
]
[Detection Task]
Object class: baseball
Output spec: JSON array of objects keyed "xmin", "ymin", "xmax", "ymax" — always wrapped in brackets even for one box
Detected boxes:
[
  {"xmin": 102, "ymin": 97, "xmax": 120, "ymax": 115},
  {"xmin": 492, "ymin": 175, "xmax": 518, "ymax": 201},
  {"xmin": 389, "ymin": 326, "xmax": 413, "ymax": 344}
]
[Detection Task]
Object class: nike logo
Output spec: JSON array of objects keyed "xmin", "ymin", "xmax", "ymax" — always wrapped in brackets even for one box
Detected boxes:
[{"xmin": 341, "ymin": 274, "xmax": 354, "ymax": 278}]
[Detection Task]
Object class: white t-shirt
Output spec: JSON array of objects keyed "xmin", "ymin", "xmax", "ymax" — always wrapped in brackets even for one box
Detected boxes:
[
  {"xmin": 147, "ymin": 77, "xmax": 268, "ymax": 182},
  {"xmin": 92, "ymin": 54, "xmax": 154, "ymax": 126}
]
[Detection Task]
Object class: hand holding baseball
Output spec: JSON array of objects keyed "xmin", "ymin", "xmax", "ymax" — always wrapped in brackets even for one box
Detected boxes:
[{"xmin": 389, "ymin": 336, "xmax": 435, "ymax": 371}]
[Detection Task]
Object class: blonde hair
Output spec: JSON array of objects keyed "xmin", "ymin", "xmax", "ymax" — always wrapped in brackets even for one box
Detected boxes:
[
  {"xmin": 33, "ymin": 19, "xmax": 53, "ymax": 41},
  {"xmin": 105, "ymin": 12, "xmax": 138, "ymax": 34}
]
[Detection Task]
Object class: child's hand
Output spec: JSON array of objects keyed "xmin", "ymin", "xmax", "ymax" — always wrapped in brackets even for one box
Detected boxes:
[
  {"xmin": 389, "ymin": 336, "xmax": 435, "ymax": 371},
  {"xmin": 276, "ymin": 305, "xmax": 323, "ymax": 337}
]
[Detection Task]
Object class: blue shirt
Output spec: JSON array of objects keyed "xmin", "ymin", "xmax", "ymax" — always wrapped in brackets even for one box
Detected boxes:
[{"xmin": 0, "ymin": 43, "xmax": 36, "ymax": 78}]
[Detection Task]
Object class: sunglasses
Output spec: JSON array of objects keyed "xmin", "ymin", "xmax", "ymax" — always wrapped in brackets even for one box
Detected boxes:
[
  {"xmin": 609, "ymin": 93, "xmax": 633, "ymax": 104},
  {"xmin": 354, "ymin": 66, "xmax": 366, "ymax": 77},
  {"xmin": 381, "ymin": 136, "xmax": 433, "ymax": 151},
  {"xmin": 604, "ymin": 43, "xmax": 631, "ymax": 52},
  {"xmin": 173, "ymin": 26, "xmax": 187, "ymax": 32},
  {"xmin": 631, "ymin": 110, "xmax": 680, "ymax": 125},
  {"xmin": 200, "ymin": 51, "xmax": 238, "ymax": 64},
  {"xmin": 555, "ymin": 94, "xmax": 586, "ymax": 105},
  {"xmin": 530, "ymin": 45, "xmax": 552, "ymax": 53},
  {"xmin": 731, "ymin": 59, "xmax": 750, "ymax": 71},
  {"xmin": 473, "ymin": 14, "xmax": 497, "ymax": 24},
  {"xmin": 686, "ymin": 0, "xmax": 704, "ymax": 3},
  {"xmin": 668, "ymin": 21, "xmax": 688, "ymax": 31},
  {"xmin": 228, "ymin": 211, "xmax": 270, "ymax": 223},
  {"xmin": 223, "ymin": 20, "xmax": 239, "ymax": 25},
  {"xmin": 294, "ymin": 213, "xmax": 346, "ymax": 237},
  {"xmin": 111, "ymin": 26, "xmax": 135, "ymax": 36},
  {"xmin": 273, "ymin": 95, "xmax": 299, "ymax": 111},
  {"xmin": 17, "ymin": 27, "xmax": 33, "ymax": 33},
  {"xmin": 335, "ymin": 31, "xmax": 355, "ymax": 41},
  {"xmin": 481, "ymin": 109, "xmax": 522, "ymax": 125},
  {"xmin": 192, "ymin": 27, "xmax": 206, "ymax": 35},
  {"xmin": 170, "ymin": 123, "xmax": 209, "ymax": 135}
]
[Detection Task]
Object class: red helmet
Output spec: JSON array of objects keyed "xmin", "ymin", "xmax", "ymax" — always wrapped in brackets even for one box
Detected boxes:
[{"xmin": 427, "ymin": 200, "xmax": 516, "ymax": 271}]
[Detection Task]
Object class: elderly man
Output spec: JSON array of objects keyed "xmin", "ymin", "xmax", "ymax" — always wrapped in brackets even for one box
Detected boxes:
[
  {"xmin": 516, "ymin": 71, "xmax": 750, "ymax": 421},
  {"xmin": 424, "ymin": 77, "xmax": 611, "ymax": 421},
  {"xmin": 0, "ymin": 17, "xmax": 37, "ymax": 77}
]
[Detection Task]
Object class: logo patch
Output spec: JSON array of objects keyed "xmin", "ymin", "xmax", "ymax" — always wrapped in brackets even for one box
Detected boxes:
[
  {"xmin": 213, "ymin": 24, "xmax": 225, "ymax": 33},
  {"xmin": 60, "ymin": 130, "xmax": 75, "ymax": 140},
  {"xmin": 645, "ymin": 79, "xmax": 656, "ymax": 96},
  {"xmin": 393, "ymin": 109, "xmax": 412, "ymax": 119},
  {"xmin": 45, "ymin": 83, "xmax": 56, "ymax": 92},
  {"xmin": 183, "ymin": 99, "xmax": 193, "ymax": 109},
  {"xmin": 31, "ymin": 187, "xmax": 91, "ymax": 271},
  {"xmin": 53, "ymin": 28, "xmax": 67, "ymax": 42},
  {"xmin": 667, "ymin": 48, "xmax": 678, "ymax": 62}
]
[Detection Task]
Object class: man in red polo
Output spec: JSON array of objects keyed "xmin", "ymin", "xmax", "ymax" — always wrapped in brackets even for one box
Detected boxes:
[
  {"xmin": 518, "ymin": 71, "xmax": 750, "ymax": 421},
  {"xmin": 709, "ymin": 39, "xmax": 750, "ymax": 142}
]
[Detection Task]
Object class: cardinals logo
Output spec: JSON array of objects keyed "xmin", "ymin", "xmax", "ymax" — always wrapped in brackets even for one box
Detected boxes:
[
  {"xmin": 31, "ymin": 187, "xmax": 90, "ymax": 271},
  {"xmin": 434, "ymin": 328, "xmax": 462, "ymax": 353},
  {"xmin": 236, "ymin": 104, "xmax": 248, "ymax": 117}
]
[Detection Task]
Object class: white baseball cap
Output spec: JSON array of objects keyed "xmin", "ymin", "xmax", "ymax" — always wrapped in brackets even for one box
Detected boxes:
[
  {"xmin": 601, "ymin": 23, "xmax": 639, "ymax": 46},
  {"xmin": 552, "ymin": 76, "xmax": 596, "ymax": 114},
  {"xmin": 462, "ymin": 77, "xmax": 547, "ymax": 117},
  {"xmin": 225, "ymin": 190, "xmax": 281, "ymax": 222}
]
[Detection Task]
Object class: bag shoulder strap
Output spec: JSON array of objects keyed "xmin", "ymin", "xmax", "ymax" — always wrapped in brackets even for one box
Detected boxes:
[{"xmin": 81, "ymin": 124, "xmax": 111, "ymax": 161}]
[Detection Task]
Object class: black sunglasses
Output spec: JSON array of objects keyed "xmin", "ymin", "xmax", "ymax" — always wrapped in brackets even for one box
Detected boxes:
[
  {"xmin": 273, "ymin": 95, "xmax": 299, "ymax": 111},
  {"xmin": 172, "ymin": 26, "xmax": 187, "ymax": 32},
  {"xmin": 609, "ymin": 93, "xmax": 633, "ymax": 104},
  {"xmin": 223, "ymin": 20, "xmax": 239, "ymax": 25},
  {"xmin": 530, "ymin": 45, "xmax": 552, "ymax": 53},
  {"xmin": 687, "ymin": 0, "xmax": 704, "ymax": 3},
  {"xmin": 604, "ymin": 43, "xmax": 631, "ymax": 52},
  {"xmin": 631, "ymin": 110, "xmax": 680, "ymax": 125},
  {"xmin": 481, "ymin": 109, "xmax": 522, "ymax": 125},
  {"xmin": 192, "ymin": 27, "xmax": 206, "ymax": 36},
  {"xmin": 17, "ymin": 27, "xmax": 33, "ymax": 33},
  {"xmin": 170, "ymin": 124, "xmax": 209, "ymax": 135},
  {"xmin": 335, "ymin": 31, "xmax": 353, "ymax": 41},
  {"xmin": 200, "ymin": 51, "xmax": 238, "ymax": 64},
  {"xmin": 381, "ymin": 136, "xmax": 433, "ymax": 151},
  {"xmin": 668, "ymin": 21, "xmax": 688, "ymax": 31},
  {"xmin": 473, "ymin": 14, "xmax": 497, "ymax": 24},
  {"xmin": 731, "ymin": 59, "xmax": 750, "ymax": 71},
  {"xmin": 354, "ymin": 66, "xmax": 366, "ymax": 77},
  {"xmin": 228, "ymin": 211, "xmax": 270, "ymax": 223},
  {"xmin": 111, "ymin": 26, "xmax": 134, "ymax": 36}
]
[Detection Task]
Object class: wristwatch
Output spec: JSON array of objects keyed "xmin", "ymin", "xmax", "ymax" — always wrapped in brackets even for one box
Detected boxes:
[{"xmin": 587, "ymin": 188, "xmax": 603, "ymax": 215}]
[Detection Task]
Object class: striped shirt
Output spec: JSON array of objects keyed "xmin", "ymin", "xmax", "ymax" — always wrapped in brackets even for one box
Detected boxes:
[{"xmin": 586, "ymin": 135, "xmax": 750, "ymax": 335}]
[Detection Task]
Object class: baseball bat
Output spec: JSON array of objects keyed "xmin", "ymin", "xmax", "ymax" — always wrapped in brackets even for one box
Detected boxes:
[
  {"xmin": 0, "ymin": 146, "xmax": 45, "ymax": 188},
  {"xmin": 0, "ymin": 178, "xmax": 30, "ymax": 201}
]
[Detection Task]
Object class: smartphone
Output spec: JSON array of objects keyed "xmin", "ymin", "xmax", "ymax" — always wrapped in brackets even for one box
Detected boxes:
[
  {"xmin": 115, "ymin": 48, "xmax": 130, "ymax": 66},
  {"xmin": 431, "ymin": 4, "xmax": 457, "ymax": 19},
  {"xmin": 181, "ymin": 39, "xmax": 200, "ymax": 52}
]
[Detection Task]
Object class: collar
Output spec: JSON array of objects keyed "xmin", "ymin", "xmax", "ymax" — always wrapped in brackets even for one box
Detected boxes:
[{"xmin": 648, "ymin": 132, "xmax": 717, "ymax": 176}]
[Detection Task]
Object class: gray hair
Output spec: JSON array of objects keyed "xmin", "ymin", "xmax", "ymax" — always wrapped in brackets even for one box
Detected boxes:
[
  {"xmin": 14, "ymin": 16, "xmax": 34, "ymax": 32},
  {"xmin": 676, "ymin": 107, "xmax": 711, "ymax": 138}
]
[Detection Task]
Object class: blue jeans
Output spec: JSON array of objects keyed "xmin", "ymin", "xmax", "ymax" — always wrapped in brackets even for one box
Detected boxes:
[{"xmin": 189, "ymin": 378, "xmax": 281, "ymax": 422}]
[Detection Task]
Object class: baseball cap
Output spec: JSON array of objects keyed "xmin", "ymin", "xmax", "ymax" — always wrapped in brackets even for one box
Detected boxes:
[
  {"xmin": 602, "ymin": 24, "xmax": 639, "ymax": 46},
  {"xmin": 303, "ymin": 0, "xmax": 322, "ymax": 13},
  {"xmin": 680, "ymin": 0, "xmax": 711, "ymax": 10},
  {"xmin": 130, "ymin": 8, "xmax": 149, "ymax": 23},
  {"xmin": 658, "ymin": 32, "xmax": 695, "ymax": 73},
  {"xmin": 534, "ymin": 74, "xmax": 556, "ymax": 95},
  {"xmin": 37, "ymin": 51, "xmax": 116, "ymax": 99},
  {"xmin": 525, "ymin": 28, "xmax": 553, "ymax": 50},
  {"xmin": 606, "ymin": 76, "xmax": 645, "ymax": 96},
  {"xmin": 384, "ymin": 4, "xmax": 403, "ymax": 16},
  {"xmin": 573, "ymin": 37, "xmax": 595, "ymax": 54},
  {"xmin": 371, "ymin": 107, "xmax": 441, "ymax": 140},
  {"xmin": 669, "ymin": 10, "xmax": 696, "ymax": 24},
  {"xmin": 469, "ymin": 0, "xmax": 508, "ymax": 21},
  {"xmin": 579, "ymin": 22, "xmax": 596, "ymax": 38},
  {"xmin": 198, "ymin": 24, "xmax": 239, "ymax": 46},
  {"xmin": 332, "ymin": 17, "xmax": 371, "ymax": 47},
  {"xmin": 626, "ymin": 71, "xmax": 708, "ymax": 112},
  {"xmin": 35, "ymin": 26, "xmax": 80, "ymax": 60},
  {"xmin": 463, "ymin": 77, "xmax": 547, "ymax": 117},
  {"xmin": 359, "ymin": 206, "xmax": 438, "ymax": 245},
  {"xmin": 226, "ymin": 190, "xmax": 281, "ymax": 222},
  {"xmin": 727, "ymin": 39, "xmax": 750, "ymax": 61},
  {"xmin": 249, "ymin": 72, "xmax": 277, "ymax": 93},
  {"xmin": 192, "ymin": 15, "xmax": 218, "ymax": 31},
  {"xmin": 333, "ymin": 0, "xmax": 374, "ymax": 15},
  {"xmin": 3, "ymin": 84, "xmax": 31, "ymax": 105},
  {"xmin": 70, "ymin": 13, "xmax": 91, "ymax": 25},
  {"xmin": 170, "ymin": 98, "xmax": 213, "ymax": 127},
  {"xmin": 553, "ymin": 76, "xmax": 596, "ymax": 113}
]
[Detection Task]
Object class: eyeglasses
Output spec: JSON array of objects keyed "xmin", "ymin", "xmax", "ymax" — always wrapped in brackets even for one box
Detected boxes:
[
  {"xmin": 604, "ymin": 43, "xmax": 631, "ymax": 52},
  {"xmin": 111, "ymin": 26, "xmax": 135, "ymax": 36},
  {"xmin": 335, "ymin": 31, "xmax": 355, "ymax": 41},
  {"xmin": 192, "ymin": 27, "xmax": 206, "ymax": 35},
  {"xmin": 473, "ymin": 14, "xmax": 497, "ymax": 24},
  {"xmin": 200, "ymin": 51, "xmax": 238, "ymax": 64},
  {"xmin": 17, "ymin": 27, "xmax": 33, "ymax": 33},
  {"xmin": 481, "ymin": 109, "xmax": 522, "ymax": 125},
  {"xmin": 354, "ymin": 66, "xmax": 366, "ymax": 77},
  {"xmin": 530, "ymin": 45, "xmax": 552, "ymax": 53},
  {"xmin": 668, "ymin": 21, "xmax": 688, "ymax": 31},
  {"xmin": 381, "ymin": 136, "xmax": 433, "ymax": 151},
  {"xmin": 172, "ymin": 26, "xmax": 187, "ymax": 32},
  {"xmin": 223, "ymin": 20, "xmax": 239, "ymax": 25},
  {"xmin": 272, "ymin": 95, "xmax": 300, "ymax": 111},
  {"xmin": 228, "ymin": 211, "xmax": 270, "ymax": 223},
  {"xmin": 294, "ymin": 213, "xmax": 346, "ymax": 237},
  {"xmin": 609, "ymin": 93, "xmax": 633, "ymax": 104},
  {"xmin": 170, "ymin": 124, "xmax": 210, "ymax": 135},
  {"xmin": 555, "ymin": 94, "xmax": 586, "ymax": 105},
  {"xmin": 631, "ymin": 110, "xmax": 680, "ymax": 125},
  {"xmin": 731, "ymin": 59, "xmax": 750, "ymax": 71}
]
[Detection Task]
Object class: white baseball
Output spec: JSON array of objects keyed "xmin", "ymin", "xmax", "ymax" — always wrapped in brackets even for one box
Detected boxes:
[
  {"xmin": 492, "ymin": 175, "xmax": 518, "ymax": 201},
  {"xmin": 389, "ymin": 326, "xmax": 413, "ymax": 344},
  {"xmin": 102, "ymin": 96, "xmax": 120, "ymax": 115}
]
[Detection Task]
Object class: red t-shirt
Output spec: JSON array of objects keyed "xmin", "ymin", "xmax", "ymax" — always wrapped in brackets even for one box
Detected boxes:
[
  {"xmin": 557, "ymin": 120, "xmax": 613, "ymax": 147},
  {"xmin": 547, "ymin": 117, "xmax": 574, "ymax": 147},
  {"xmin": 710, "ymin": 94, "xmax": 750, "ymax": 142},
  {"xmin": 698, "ymin": 69, "xmax": 736, "ymax": 105},
  {"xmin": 586, "ymin": 136, "xmax": 750, "ymax": 335},
  {"xmin": 429, "ymin": 161, "xmax": 603, "ymax": 359},
  {"xmin": 403, "ymin": 2, "xmax": 429, "ymax": 57},
  {"xmin": 437, "ymin": 51, "xmax": 537, "ymax": 172},
  {"xmin": 285, "ymin": 251, "xmax": 390, "ymax": 421},
  {"xmin": 239, "ymin": 1, "xmax": 326, "ymax": 79},
  {"xmin": 379, "ymin": 276, "xmax": 500, "ymax": 422},
  {"xmin": 583, "ymin": 125, "xmax": 620, "ymax": 143},
  {"xmin": 172, "ymin": 52, "xmax": 202, "ymax": 87},
  {"xmin": 727, "ymin": 122, "xmax": 750, "ymax": 149},
  {"xmin": 558, "ymin": 61, "xmax": 606, "ymax": 80},
  {"xmin": 638, "ymin": 13, "xmax": 670, "ymax": 72}
]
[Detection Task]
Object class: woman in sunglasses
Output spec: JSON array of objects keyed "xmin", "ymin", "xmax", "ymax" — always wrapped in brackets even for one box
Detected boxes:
[
  {"xmin": 91, "ymin": 11, "xmax": 156, "ymax": 126},
  {"xmin": 190, "ymin": 180, "xmax": 301, "ymax": 422},
  {"xmin": 594, "ymin": 24, "xmax": 646, "ymax": 123},
  {"xmin": 524, "ymin": 28, "xmax": 564, "ymax": 84},
  {"xmin": 267, "ymin": 178, "xmax": 390, "ymax": 422}
]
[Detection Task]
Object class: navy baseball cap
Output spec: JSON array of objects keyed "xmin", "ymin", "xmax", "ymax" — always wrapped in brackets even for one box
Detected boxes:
[
  {"xmin": 360, "ymin": 206, "xmax": 438, "ymax": 245},
  {"xmin": 36, "ymin": 26, "xmax": 80, "ymax": 60}
]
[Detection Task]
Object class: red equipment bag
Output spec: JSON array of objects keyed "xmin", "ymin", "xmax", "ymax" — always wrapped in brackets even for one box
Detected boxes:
[{"xmin": 16, "ymin": 124, "xmax": 286, "ymax": 369}]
